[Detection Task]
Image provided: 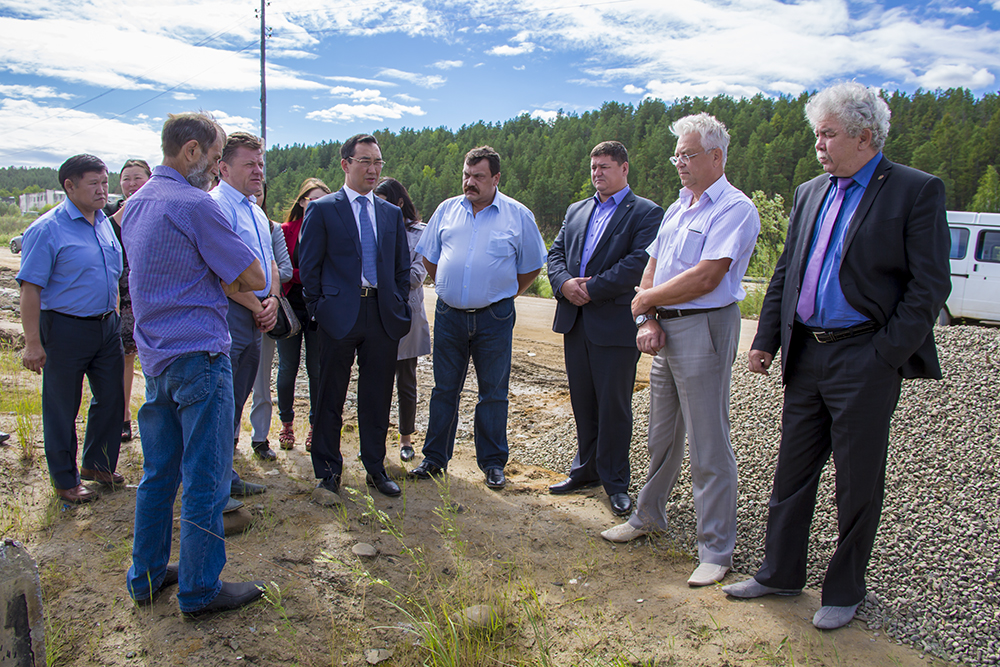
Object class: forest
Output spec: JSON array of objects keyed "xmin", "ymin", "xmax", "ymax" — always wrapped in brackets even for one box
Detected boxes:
[{"xmin": 3, "ymin": 87, "xmax": 999, "ymax": 244}]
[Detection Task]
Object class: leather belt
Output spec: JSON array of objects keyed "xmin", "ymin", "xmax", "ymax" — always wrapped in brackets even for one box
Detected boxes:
[
  {"xmin": 656, "ymin": 305, "xmax": 726, "ymax": 320},
  {"xmin": 802, "ymin": 320, "xmax": 878, "ymax": 343},
  {"xmin": 53, "ymin": 310, "xmax": 115, "ymax": 321},
  {"xmin": 360, "ymin": 286, "xmax": 377, "ymax": 297}
]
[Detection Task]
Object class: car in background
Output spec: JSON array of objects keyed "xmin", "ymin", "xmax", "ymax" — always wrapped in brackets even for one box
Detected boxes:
[
  {"xmin": 10, "ymin": 234, "xmax": 23, "ymax": 253},
  {"xmin": 941, "ymin": 211, "xmax": 1000, "ymax": 325}
]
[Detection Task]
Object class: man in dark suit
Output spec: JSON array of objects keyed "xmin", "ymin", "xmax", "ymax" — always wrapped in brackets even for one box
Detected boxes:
[
  {"xmin": 723, "ymin": 83, "xmax": 951, "ymax": 630},
  {"xmin": 546, "ymin": 141, "xmax": 662, "ymax": 516},
  {"xmin": 298, "ymin": 134, "xmax": 412, "ymax": 500}
]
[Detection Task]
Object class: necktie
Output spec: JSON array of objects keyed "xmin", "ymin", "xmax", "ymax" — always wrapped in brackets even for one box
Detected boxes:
[
  {"xmin": 796, "ymin": 177, "xmax": 852, "ymax": 322},
  {"xmin": 357, "ymin": 196, "xmax": 378, "ymax": 286}
]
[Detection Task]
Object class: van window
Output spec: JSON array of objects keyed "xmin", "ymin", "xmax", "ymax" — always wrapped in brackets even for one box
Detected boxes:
[
  {"xmin": 949, "ymin": 227, "xmax": 970, "ymax": 259},
  {"xmin": 976, "ymin": 230, "xmax": 1000, "ymax": 263}
]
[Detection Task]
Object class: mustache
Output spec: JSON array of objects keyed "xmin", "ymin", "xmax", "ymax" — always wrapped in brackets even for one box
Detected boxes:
[{"xmin": 464, "ymin": 186, "xmax": 479, "ymax": 194}]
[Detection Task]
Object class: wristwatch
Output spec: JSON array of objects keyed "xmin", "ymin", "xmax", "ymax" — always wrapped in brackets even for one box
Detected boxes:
[{"xmin": 635, "ymin": 313, "xmax": 655, "ymax": 329}]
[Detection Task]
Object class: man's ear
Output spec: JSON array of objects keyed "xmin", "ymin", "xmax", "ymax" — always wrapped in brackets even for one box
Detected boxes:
[{"xmin": 181, "ymin": 139, "xmax": 201, "ymax": 164}]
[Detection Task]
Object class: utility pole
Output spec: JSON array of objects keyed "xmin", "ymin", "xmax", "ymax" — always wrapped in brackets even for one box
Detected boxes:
[{"xmin": 259, "ymin": 0, "xmax": 267, "ymax": 179}]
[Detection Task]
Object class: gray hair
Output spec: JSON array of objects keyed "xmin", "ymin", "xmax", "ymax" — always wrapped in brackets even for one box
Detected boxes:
[
  {"xmin": 670, "ymin": 113, "xmax": 731, "ymax": 167},
  {"xmin": 161, "ymin": 111, "xmax": 224, "ymax": 159},
  {"xmin": 805, "ymin": 82, "xmax": 891, "ymax": 151}
]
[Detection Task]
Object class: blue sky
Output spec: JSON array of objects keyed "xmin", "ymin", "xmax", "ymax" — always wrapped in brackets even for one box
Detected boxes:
[{"xmin": 1, "ymin": 0, "xmax": 999, "ymax": 170}]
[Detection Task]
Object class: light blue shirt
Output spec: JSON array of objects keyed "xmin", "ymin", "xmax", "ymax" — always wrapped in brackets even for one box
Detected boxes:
[
  {"xmin": 17, "ymin": 198, "xmax": 122, "ymax": 317},
  {"xmin": 342, "ymin": 184, "xmax": 379, "ymax": 288},
  {"xmin": 416, "ymin": 189, "xmax": 547, "ymax": 310},
  {"xmin": 580, "ymin": 185, "xmax": 630, "ymax": 277},
  {"xmin": 800, "ymin": 153, "xmax": 882, "ymax": 329},
  {"xmin": 648, "ymin": 175, "xmax": 760, "ymax": 309},
  {"xmin": 211, "ymin": 180, "xmax": 274, "ymax": 298}
]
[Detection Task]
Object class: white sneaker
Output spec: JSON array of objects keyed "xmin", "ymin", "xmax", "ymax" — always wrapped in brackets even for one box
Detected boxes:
[
  {"xmin": 688, "ymin": 563, "xmax": 729, "ymax": 587},
  {"xmin": 600, "ymin": 522, "xmax": 649, "ymax": 543}
]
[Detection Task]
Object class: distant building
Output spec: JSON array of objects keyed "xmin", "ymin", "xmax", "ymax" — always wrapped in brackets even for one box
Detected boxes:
[{"xmin": 19, "ymin": 189, "xmax": 66, "ymax": 214}]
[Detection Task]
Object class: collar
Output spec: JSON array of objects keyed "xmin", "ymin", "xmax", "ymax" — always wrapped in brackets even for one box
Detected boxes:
[
  {"xmin": 680, "ymin": 173, "xmax": 730, "ymax": 205},
  {"xmin": 461, "ymin": 188, "xmax": 501, "ymax": 214},
  {"xmin": 343, "ymin": 184, "xmax": 374, "ymax": 207},
  {"xmin": 837, "ymin": 152, "xmax": 882, "ymax": 190},
  {"xmin": 217, "ymin": 179, "xmax": 255, "ymax": 206},
  {"xmin": 62, "ymin": 198, "xmax": 106, "ymax": 226},
  {"xmin": 593, "ymin": 185, "xmax": 631, "ymax": 207}
]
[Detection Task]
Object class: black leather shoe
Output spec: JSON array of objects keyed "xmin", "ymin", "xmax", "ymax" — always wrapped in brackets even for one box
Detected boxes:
[
  {"xmin": 609, "ymin": 492, "xmax": 632, "ymax": 516},
  {"xmin": 251, "ymin": 440, "xmax": 278, "ymax": 461},
  {"xmin": 121, "ymin": 421, "xmax": 132, "ymax": 442},
  {"xmin": 183, "ymin": 580, "xmax": 264, "ymax": 618},
  {"xmin": 400, "ymin": 444, "xmax": 415, "ymax": 462},
  {"xmin": 549, "ymin": 477, "xmax": 601, "ymax": 495},
  {"xmin": 317, "ymin": 475, "xmax": 341, "ymax": 495},
  {"xmin": 134, "ymin": 563, "xmax": 179, "ymax": 607},
  {"xmin": 366, "ymin": 471, "xmax": 402, "ymax": 497},
  {"xmin": 0, "ymin": 432, "xmax": 10, "ymax": 445},
  {"xmin": 410, "ymin": 459, "xmax": 445, "ymax": 479},
  {"xmin": 485, "ymin": 467, "xmax": 506, "ymax": 489},
  {"xmin": 231, "ymin": 479, "xmax": 267, "ymax": 497}
]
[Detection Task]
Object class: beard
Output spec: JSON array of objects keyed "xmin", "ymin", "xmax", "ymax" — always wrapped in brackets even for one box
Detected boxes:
[{"xmin": 185, "ymin": 153, "xmax": 213, "ymax": 191}]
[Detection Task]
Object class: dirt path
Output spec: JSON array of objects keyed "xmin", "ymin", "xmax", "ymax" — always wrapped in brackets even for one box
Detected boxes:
[{"xmin": 0, "ymin": 262, "xmax": 950, "ymax": 667}]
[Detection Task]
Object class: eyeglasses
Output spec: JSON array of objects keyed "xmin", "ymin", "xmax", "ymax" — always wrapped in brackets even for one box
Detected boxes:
[
  {"xmin": 348, "ymin": 158, "xmax": 386, "ymax": 169},
  {"xmin": 669, "ymin": 152, "xmax": 702, "ymax": 167}
]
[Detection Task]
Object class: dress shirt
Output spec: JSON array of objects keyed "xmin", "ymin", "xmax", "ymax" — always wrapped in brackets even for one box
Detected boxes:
[
  {"xmin": 122, "ymin": 165, "xmax": 258, "ymax": 377},
  {"xmin": 416, "ymin": 190, "xmax": 547, "ymax": 310},
  {"xmin": 17, "ymin": 198, "xmax": 122, "ymax": 317},
  {"xmin": 211, "ymin": 180, "xmax": 274, "ymax": 298},
  {"xmin": 648, "ymin": 174, "xmax": 760, "ymax": 309},
  {"xmin": 343, "ymin": 184, "xmax": 378, "ymax": 288},
  {"xmin": 580, "ymin": 185, "xmax": 630, "ymax": 277},
  {"xmin": 799, "ymin": 153, "xmax": 881, "ymax": 329}
]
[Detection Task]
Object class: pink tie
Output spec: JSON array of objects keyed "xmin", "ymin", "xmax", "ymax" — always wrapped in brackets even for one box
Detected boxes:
[{"xmin": 796, "ymin": 177, "xmax": 852, "ymax": 322}]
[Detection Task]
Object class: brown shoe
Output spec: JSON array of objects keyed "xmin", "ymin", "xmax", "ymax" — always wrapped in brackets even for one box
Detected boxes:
[
  {"xmin": 56, "ymin": 484, "xmax": 98, "ymax": 504},
  {"xmin": 80, "ymin": 468, "xmax": 126, "ymax": 486},
  {"xmin": 278, "ymin": 422, "xmax": 295, "ymax": 449},
  {"xmin": 305, "ymin": 426, "xmax": 313, "ymax": 453}
]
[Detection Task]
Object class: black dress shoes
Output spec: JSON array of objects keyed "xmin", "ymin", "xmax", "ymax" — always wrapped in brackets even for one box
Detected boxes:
[
  {"xmin": 410, "ymin": 459, "xmax": 445, "ymax": 479},
  {"xmin": 609, "ymin": 492, "xmax": 633, "ymax": 516},
  {"xmin": 549, "ymin": 477, "xmax": 601, "ymax": 495},
  {"xmin": 183, "ymin": 580, "xmax": 264, "ymax": 618},
  {"xmin": 366, "ymin": 471, "xmax": 401, "ymax": 497},
  {"xmin": 485, "ymin": 467, "xmax": 506, "ymax": 489},
  {"xmin": 251, "ymin": 440, "xmax": 278, "ymax": 461},
  {"xmin": 0, "ymin": 432, "xmax": 10, "ymax": 445},
  {"xmin": 135, "ymin": 563, "xmax": 179, "ymax": 607},
  {"xmin": 317, "ymin": 475, "xmax": 341, "ymax": 495},
  {"xmin": 231, "ymin": 479, "xmax": 267, "ymax": 497},
  {"xmin": 400, "ymin": 444, "xmax": 415, "ymax": 462}
]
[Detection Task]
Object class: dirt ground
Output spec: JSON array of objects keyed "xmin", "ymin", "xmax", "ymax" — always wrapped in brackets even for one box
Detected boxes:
[{"xmin": 0, "ymin": 246, "xmax": 950, "ymax": 667}]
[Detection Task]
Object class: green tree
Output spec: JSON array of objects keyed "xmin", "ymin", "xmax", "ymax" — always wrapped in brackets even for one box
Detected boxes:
[{"xmin": 970, "ymin": 165, "xmax": 1000, "ymax": 213}]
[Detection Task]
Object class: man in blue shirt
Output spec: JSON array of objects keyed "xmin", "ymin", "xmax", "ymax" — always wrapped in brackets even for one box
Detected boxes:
[
  {"xmin": 724, "ymin": 83, "xmax": 950, "ymax": 630},
  {"xmin": 547, "ymin": 141, "xmax": 661, "ymax": 517},
  {"xmin": 412, "ymin": 146, "xmax": 547, "ymax": 489},
  {"xmin": 17, "ymin": 154, "xmax": 125, "ymax": 505}
]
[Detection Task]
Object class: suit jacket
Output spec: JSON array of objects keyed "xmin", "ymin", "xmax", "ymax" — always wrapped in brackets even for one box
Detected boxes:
[
  {"xmin": 548, "ymin": 189, "xmax": 662, "ymax": 347},
  {"xmin": 298, "ymin": 189, "xmax": 411, "ymax": 341},
  {"xmin": 753, "ymin": 156, "xmax": 951, "ymax": 380}
]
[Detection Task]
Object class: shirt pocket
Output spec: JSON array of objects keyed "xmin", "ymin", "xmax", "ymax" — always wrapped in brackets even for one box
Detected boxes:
[
  {"xmin": 487, "ymin": 231, "xmax": 515, "ymax": 258},
  {"xmin": 679, "ymin": 228, "xmax": 705, "ymax": 265}
]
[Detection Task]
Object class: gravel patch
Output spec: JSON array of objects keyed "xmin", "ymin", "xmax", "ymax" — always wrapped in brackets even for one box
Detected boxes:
[{"xmin": 512, "ymin": 324, "xmax": 1000, "ymax": 666}]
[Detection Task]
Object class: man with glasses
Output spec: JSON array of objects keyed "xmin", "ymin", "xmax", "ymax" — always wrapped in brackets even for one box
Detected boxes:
[
  {"xmin": 601, "ymin": 114, "xmax": 760, "ymax": 592},
  {"xmin": 298, "ymin": 134, "xmax": 411, "ymax": 502},
  {"xmin": 411, "ymin": 146, "xmax": 547, "ymax": 489}
]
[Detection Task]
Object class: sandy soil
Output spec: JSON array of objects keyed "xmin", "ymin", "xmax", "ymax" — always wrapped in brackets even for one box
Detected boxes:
[{"xmin": 0, "ymin": 247, "xmax": 950, "ymax": 666}]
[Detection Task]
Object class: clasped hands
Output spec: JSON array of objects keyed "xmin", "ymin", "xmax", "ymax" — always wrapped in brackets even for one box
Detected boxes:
[{"xmin": 255, "ymin": 295, "xmax": 279, "ymax": 332}]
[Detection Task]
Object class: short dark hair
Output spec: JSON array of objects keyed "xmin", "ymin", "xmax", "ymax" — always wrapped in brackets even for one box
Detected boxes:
[
  {"xmin": 58, "ymin": 154, "xmax": 107, "ymax": 188},
  {"xmin": 161, "ymin": 112, "xmax": 223, "ymax": 158},
  {"xmin": 120, "ymin": 159, "xmax": 151, "ymax": 178},
  {"xmin": 341, "ymin": 134, "xmax": 379, "ymax": 161},
  {"xmin": 222, "ymin": 131, "xmax": 263, "ymax": 164},
  {"xmin": 465, "ymin": 145, "xmax": 501, "ymax": 176},
  {"xmin": 590, "ymin": 141, "xmax": 628, "ymax": 165},
  {"xmin": 374, "ymin": 177, "xmax": 420, "ymax": 223}
]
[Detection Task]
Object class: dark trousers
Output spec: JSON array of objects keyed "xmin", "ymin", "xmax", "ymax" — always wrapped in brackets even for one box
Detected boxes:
[
  {"xmin": 564, "ymin": 315, "xmax": 640, "ymax": 495},
  {"xmin": 227, "ymin": 303, "xmax": 261, "ymax": 435},
  {"xmin": 40, "ymin": 310, "xmax": 124, "ymax": 490},
  {"xmin": 311, "ymin": 296, "xmax": 397, "ymax": 480},
  {"xmin": 276, "ymin": 304, "xmax": 319, "ymax": 424},
  {"xmin": 754, "ymin": 325, "xmax": 901, "ymax": 606},
  {"xmin": 395, "ymin": 357, "xmax": 418, "ymax": 436}
]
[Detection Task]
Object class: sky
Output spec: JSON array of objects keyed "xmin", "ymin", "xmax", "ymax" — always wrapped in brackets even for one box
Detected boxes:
[{"xmin": 1, "ymin": 0, "xmax": 1000, "ymax": 171}]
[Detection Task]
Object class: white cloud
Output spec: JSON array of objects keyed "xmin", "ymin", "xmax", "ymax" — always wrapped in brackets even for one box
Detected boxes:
[
  {"xmin": 209, "ymin": 110, "xmax": 260, "ymax": 135},
  {"xmin": 623, "ymin": 84, "xmax": 645, "ymax": 95},
  {"xmin": 938, "ymin": 5, "xmax": 975, "ymax": 15},
  {"xmin": 289, "ymin": 105, "xmax": 304, "ymax": 112},
  {"xmin": 770, "ymin": 81, "xmax": 807, "ymax": 96},
  {"xmin": 394, "ymin": 93, "xmax": 420, "ymax": 102},
  {"xmin": 305, "ymin": 100, "xmax": 425, "ymax": 123},
  {"xmin": 325, "ymin": 75, "xmax": 395, "ymax": 87},
  {"xmin": 530, "ymin": 110, "xmax": 559, "ymax": 123},
  {"xmin": 172, "ymin": 92, "xmax": 196, "ymax": 101},
  {"xmin": 0, "ymin": 98, "xmax": 160, "ymax": 168},
  {"xmin": 377, "ymin": 68, "xmax": 446, "ymax": 89},
  {"xmin": 917, "ymin": 63, "xmax": 996, "ymax": 88},
  {"xmin": 0, "ymin": 84, "xmax": 74, "ymax": 100},
  {"xmin": 136, "ymin": 113, "xmax": 149, "ymax": 120},
  {"xmin": 489, "ymin": 42, "xmax": 536, "ymax": 57},
  {"xmin": 513, "ymin": 65, "xmax": 526, "ymax": 71},
  {"xmin": 431, "ymin": 60, "xmax": 463, "ymax": 70}
]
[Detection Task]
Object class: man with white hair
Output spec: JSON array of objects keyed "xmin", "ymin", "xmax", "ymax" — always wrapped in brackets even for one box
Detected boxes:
[
  {"xmin": 723, "ymin": 83, "xmax": 950, "ymax": 630},
  {"xmin": 600, "ymin": 113, "xmax": 760, "ymax": 591}
]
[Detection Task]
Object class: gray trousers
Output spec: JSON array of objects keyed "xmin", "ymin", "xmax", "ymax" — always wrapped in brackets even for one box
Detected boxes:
[
  {"xmin": 630, "ymin": 302, "xmax": 740, "ymax": 567},
  {"xmin": 250, "ymin": 334, "xmax": 276, "ymax": 442}
]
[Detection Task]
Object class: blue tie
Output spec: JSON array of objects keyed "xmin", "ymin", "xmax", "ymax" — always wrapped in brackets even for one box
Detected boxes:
[{"xmin": 357, "ymin": 196, "xmax": 378, "ymax": 286}]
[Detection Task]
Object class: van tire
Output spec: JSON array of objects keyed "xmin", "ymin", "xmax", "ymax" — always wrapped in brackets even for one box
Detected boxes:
[{"xmin": 937, "ymin": 308, "xmax": 952, "ymax": 326}]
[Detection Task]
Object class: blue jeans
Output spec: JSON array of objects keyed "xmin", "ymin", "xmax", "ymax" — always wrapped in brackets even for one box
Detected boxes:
[
  {"xmin": 127, "ymin": 352, "xmax": 234, "ymax": 612},
  {"xmin": 421, "ymin": 297, "xmax": 515, "ymax": 471}
]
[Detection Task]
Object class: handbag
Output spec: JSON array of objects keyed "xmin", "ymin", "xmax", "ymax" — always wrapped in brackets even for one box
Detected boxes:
[{"xmin": 266, "ymin": 294, "xmax": 302, "ymax": 340}]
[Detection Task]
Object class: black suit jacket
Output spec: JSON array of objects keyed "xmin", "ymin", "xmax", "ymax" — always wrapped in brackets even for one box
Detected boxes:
[
  {"xmin": 298, "ymin": 189, "xmax": 411, "ymax": 341},
  {"xmin": 753, "ymin": 156, "xmax": 951, "ymax": 380},
  {"xmin": 547, "ymin": 190, "xmax": 662, "ymax": 347}
]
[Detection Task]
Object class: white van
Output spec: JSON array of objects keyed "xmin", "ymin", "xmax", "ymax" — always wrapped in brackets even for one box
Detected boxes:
[{"xmin": 940, "ymin": 211, "xmax": 1000, "ymax": 325}]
